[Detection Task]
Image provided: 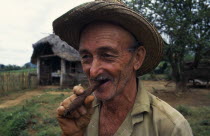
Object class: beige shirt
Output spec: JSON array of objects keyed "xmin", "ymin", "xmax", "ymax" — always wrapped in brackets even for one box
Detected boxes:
[{"xmin": 85, "ymin": 80, "xmax": 193, "ymax": 136}]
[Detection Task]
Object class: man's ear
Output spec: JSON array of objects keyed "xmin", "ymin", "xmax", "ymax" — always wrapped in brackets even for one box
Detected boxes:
[{"xmin": 133, "ymin": 46, "xmax": 146, "ymax": 70}]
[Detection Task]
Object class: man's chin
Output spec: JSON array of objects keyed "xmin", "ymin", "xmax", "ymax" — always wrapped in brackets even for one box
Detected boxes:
[
  {"xmin": 93, "ymin": 81, "xmax": 116, "ymax": 101},
  {"xmin": 94, "ymin": 89, "xmax": 114, "ymax": 101},
  {"xmin": 94, "ymin": 94, "xmax": 113, "ymax": 102}
]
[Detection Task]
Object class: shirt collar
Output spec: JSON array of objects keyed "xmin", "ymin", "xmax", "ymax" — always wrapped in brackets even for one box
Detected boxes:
[
  {"xmin": 131, "ymin": 78, "xmax": 151, "ymax": 117},
  {"xmin": 92, "ymin": 95, "xmax": 100, "ymax": 108},
  {"xmin": 90, "ymin": 78, "xmax": 151, "ymax": 132},
  {"xmin": 92, "ymin": 78, "xmax": 151, "ymax": 112}
]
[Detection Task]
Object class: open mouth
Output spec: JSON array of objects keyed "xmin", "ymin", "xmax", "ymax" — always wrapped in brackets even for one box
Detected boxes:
[
  {"xmin": 96, "ymin": 77, "xmax": 110, "ymax": 85},
  {"xmin": 91, "ymin": 75, "xmax": 112, "ymax": 86}
]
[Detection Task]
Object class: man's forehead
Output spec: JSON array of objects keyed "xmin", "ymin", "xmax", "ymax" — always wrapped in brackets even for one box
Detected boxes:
[{"xmin": 79, "ymin": 21, "xmax": 135, "ymax": 48}]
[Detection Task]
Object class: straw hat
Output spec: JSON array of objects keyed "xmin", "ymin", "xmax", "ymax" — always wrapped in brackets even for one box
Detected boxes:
[{"xmin": 53, "ymin": 0, "xmax": 163, "ymax": 76}]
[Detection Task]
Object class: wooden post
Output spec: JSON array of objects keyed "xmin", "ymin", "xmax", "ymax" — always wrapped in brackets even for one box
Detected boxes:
[
  {"xmin": 37, "ymin": 58, "xmax": 40, "ymax": 85},
  {"xmin": 60, "ymin": 59, "xmax": 66, "ymax": 87}
]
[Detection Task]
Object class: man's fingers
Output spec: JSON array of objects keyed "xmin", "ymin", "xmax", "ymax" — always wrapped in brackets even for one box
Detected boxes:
[
  {"xmin": 76, "ymin": 114, "xmax": 92, "ymax": 129},
  {"xmin": 84, "ymin": 95, "xmax": 95, "ymax": 108},
  {"xmin": 77, "ymin": 106, "xmax": 87, "ymax": 115},
  {"xmin": 57, "ymin": 106, "xmax": 65, "ymax": 116},
  {"xmin": 70, "ymin": 110, "xmax": 81, "ymax": 119},
  {"xmin": 61, "ymin": 97, "xmax": 70, "ymax": 108},
  {"xmin": 57, "ymin": 105, "xmax": 82, "ymax": 119},
  {"xmin": 58, "ymin": 85, "xmax": 94, "ymax": 118},
  {"xmin": 73, "ymin": 85, "xmax": 84, "ymax": 95},
  {"xmin": 56, "ymin": 85, "xmax": 93, "ymax": 136},
  {"xmin": 56, "ymin": 116, "xmax": 82, "ymax": 135},
  {"xmin": 61, "ymin": 94, "xmax": 76, "ymax": 109},
  {"xmin": 69, "ymin": 94, "xmax": 77, "ymax": 101}
]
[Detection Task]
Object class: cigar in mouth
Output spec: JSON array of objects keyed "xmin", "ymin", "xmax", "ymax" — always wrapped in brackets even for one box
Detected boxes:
[{"xmin": 63, "ymin": 79, "xmax": 107, "ymax": 117}]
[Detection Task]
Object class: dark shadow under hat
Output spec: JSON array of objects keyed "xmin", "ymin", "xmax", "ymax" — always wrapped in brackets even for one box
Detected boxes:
[{"xmin": 53, "ymin": 0, "xmax": 163, "ymax": 76}]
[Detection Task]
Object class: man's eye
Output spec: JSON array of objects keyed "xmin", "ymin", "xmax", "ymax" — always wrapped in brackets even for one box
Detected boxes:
[
  {"xmin": 100, "ymin": 53, "xmax": 118, "ymax": 62},
  {"xmin": 80, "ymin": 54, "xmax": 92, "ymax": 63},
  {"xmin": 81, "ymin": 55, "xmax": 91, "ymax": 59},
  {"xmin": 101, "ymin": 53, "xmax": 115, "ymax": 58}
]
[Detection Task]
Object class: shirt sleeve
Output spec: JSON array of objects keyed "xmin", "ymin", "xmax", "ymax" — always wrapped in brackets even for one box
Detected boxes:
[{"xmin": 171, "ymin": 120, "xmax": 193, "ymax": 136}]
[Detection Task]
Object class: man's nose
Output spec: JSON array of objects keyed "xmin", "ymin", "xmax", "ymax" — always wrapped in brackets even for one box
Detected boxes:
[{"xmin": 89, "ymin": 58, "xmax": 102, "ymax": 78}]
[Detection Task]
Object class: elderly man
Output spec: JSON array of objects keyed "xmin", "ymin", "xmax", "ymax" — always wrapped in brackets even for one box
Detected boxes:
[{"xmin": 53, "ymin": 0, "xmax": 193, "ymax": 136}]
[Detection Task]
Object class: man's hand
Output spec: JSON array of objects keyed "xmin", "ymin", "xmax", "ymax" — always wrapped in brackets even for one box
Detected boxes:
[{"xmin": 57, "ymin": 85, "xmax": 95, "ymax": 136}]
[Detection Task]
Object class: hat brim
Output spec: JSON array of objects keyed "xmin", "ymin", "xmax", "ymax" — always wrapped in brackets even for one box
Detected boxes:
[{"xmin": 53, "ymin": 1, "xmax": 163, "ymax": 76}]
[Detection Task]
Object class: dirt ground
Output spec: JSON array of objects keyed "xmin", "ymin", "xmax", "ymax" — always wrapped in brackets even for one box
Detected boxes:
[
  {"xmin": 142, "ymin": 80, "xmax": 210, "ymax": 107},
  {"xmin": 0, "ymin": 86, "xmax": 71, "ymax": 109},
  {"xmin": 0, "ymin": 81, "xmax": 209, "ymax": 108}
]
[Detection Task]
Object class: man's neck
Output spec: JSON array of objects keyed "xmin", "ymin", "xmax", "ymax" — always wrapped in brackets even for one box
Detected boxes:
[
  {"xmin": 101, "ymin": 77, "xmax": 137, "ymax": 113},
  {"xmin": 99, "ymin": 77, "xmax": 137, "ymax": 136}
]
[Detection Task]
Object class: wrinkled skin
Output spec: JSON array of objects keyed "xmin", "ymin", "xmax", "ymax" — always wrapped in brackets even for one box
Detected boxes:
[
  {"xmin": 57, "ymin": 85, "xmax": 94, "ymax": 136},
  {"xmin": 56, "ymin": 22, "xmax": 146, "ymax": 136}
]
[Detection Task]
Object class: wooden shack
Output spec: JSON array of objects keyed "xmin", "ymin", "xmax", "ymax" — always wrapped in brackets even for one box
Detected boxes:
[
  {"xmin": 184, "ymin": 49, "xmax": 210, "ymax": 87},
  {"xmin": 31, "ymin": 34, "xmax": 87, "ymax": 87}
]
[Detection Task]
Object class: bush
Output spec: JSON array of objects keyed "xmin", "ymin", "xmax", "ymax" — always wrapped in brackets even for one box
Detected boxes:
[
  {"xmin": 200, "ymin": 120, "xmax": 210, "ymax": 126},
  {"xmin": 176, "ymin": 105, "xmax": 192, "ymax": 116}
]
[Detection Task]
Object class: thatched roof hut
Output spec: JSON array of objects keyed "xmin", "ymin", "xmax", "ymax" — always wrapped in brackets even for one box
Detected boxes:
[
  {"xmin": 31, "ymin": 34, "xmax": 87, "ymax": 87},
  {"xmin": 31, "ymin": 34, "xmax": 80, "ymax": 64}
]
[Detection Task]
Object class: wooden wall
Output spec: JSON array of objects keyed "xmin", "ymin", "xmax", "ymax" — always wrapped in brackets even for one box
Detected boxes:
[{"xmin": 0, "ymin": 71, "xmax": 38, "ymax": 94}]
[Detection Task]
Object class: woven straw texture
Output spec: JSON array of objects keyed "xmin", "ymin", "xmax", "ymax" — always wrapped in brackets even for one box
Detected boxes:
[{"xmin": 53, "ymin": 0, "xmax": 163, "ymax": 76}]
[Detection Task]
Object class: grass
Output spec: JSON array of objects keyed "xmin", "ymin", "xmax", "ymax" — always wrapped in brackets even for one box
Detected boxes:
[
  {"xmin": 176, "ymin": 105, "xmax": 210, "ymax": 136},
  {"xmin": 0, "ymin": 68, "xmax": 36, "ymax": 73},
  {"xmin": 207, "ymin": 94, "xmax": 210, "ymax": 99},
  {"xmin": 0, "ymin": 89, "xmax": 209, "ymax": 135},
  {"xmin": 0, "ymin": 88, "xmax": 33, "ymax": 104},
  {"xmin": 0, "ymin": 92, "xmax": 69, "ymax": 136},
  {"xmin": 176, "ymin": 105, "xmax": 193, "ymax": 116},
  {"xmin": 43, "ymin": 88, "xmax": 72, "ymax": 93},
  {"xmin": 140, "ymin": 73, "xmax": 170, "ymax": 81}
]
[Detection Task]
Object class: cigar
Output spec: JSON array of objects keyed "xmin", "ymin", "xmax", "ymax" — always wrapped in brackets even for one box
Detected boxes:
[{"xmin": 63, "ymin": 81, "xmax": 104, "ymax": 117}]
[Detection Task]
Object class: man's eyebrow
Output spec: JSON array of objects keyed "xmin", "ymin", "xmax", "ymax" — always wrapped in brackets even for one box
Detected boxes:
[
  {"xmin": 97, "ymin": 46, "xmax": 119, "ymax": 54},
  {"xmin": 79, "ymin": 49, "xmax": 89, "ymax": 54}
]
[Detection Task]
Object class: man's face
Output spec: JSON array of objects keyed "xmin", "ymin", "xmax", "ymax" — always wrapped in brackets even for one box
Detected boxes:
[{"xmin": 79, "ymin": 23, "xmax": 138, "ymax": 101}]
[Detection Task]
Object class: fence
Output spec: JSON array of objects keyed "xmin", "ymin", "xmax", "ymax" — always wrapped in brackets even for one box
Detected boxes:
[{"xmin": 0, "ymin": 71, "xmax": 38, "ymax": 93}]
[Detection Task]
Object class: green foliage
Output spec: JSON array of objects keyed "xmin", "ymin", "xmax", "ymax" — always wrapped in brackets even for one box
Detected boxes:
[
  {"xmin": 0, "ymin": 63, "xmax": 36, "ymax": 72},
  {"xmin": 140, "ymin": 73, "xmax": 170, "ymax": 81},
  {"xmin": 0, "ymin": 107, "xmax": 33, "ymax": 136},
  {"xmin": 154, "ymin": 61, "xmax": 169, "ymax": 74},
  {"xmin": 140, "ymin": 73, "xmax": 155, "ymax": 80},
  {"xmin": 189, "ymin": 107, "xmax": 210, "ymax": 136},
  {"xmin": 0, "ymin": 92, "xmax": 68, "ymax": 135},
  {"xmin": 43, "ymin": 88, "xmax": 72, "ymax": 93},
  {"xmin": 0, "ymin": 64, "xmax": 21, "ymax": 71},
  {"xmin": 175, "ymin": 105, "xmax": 210, "ymax": 136},
  {"xmin": 0, "ymin": 68, "xmax": 36, "ymax": 73},
  {"xmin": 35, "ymin": 127, "xmax": 61, "ymax": 136},
  {"xmin": 184, "ymin": 53, "xmax": 195, "ymax": 62},
  {"xmin": 125, "ymin": 0, "xmax": 210, "ymax": 88},
  {"xmin": 200, "ymin": 120, "xmax": 210, "ymax": 126},
  {"xmin": 0, "ymin": 89, "xmax": 210, "ymax": 135},
  {"xmin": 176, "ymin": 105, "xmax": 192, "ymax": 116}
]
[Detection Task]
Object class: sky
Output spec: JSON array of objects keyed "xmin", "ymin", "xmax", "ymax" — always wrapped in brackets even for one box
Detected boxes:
[{"xmin": 0, "ymin": 0, "xmax": 93, "ymax": 66}]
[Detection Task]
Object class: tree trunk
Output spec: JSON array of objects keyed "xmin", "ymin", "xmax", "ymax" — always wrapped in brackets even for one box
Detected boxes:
[
  {"xmin": 169, "ymin": 51, "xmax": 188, "ymax": 92},
  {"xmin": 193, "ymin": 44, "xmax": 202, "ymax": 68}
]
